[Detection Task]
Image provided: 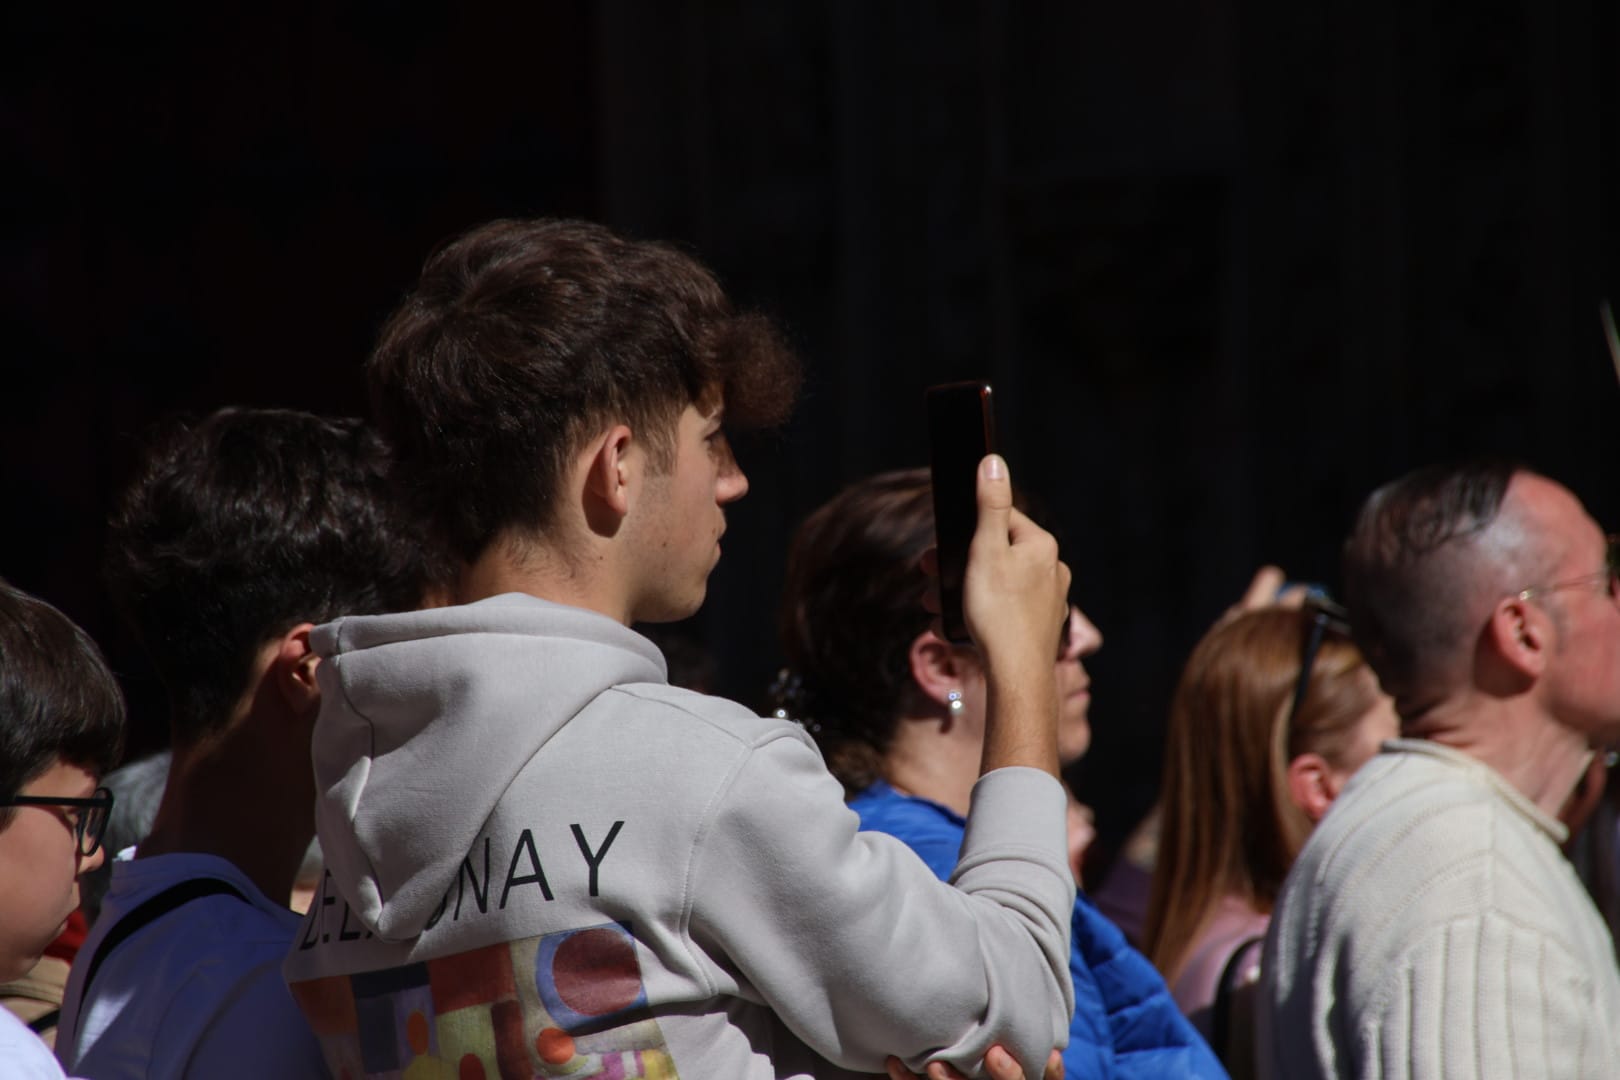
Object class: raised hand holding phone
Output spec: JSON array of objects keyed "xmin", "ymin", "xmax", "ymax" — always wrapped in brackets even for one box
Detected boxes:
[
  {"xmin": 961, "ymin": 453, "xmax": 1070, "ymax": 779},
  {"xmin": 918, "ymin": 384, "xmax": 1072, "ymax": 1078},
  {"xmin": 926, "ymin": 381, "xmax": 1070, "ymax": 781}
]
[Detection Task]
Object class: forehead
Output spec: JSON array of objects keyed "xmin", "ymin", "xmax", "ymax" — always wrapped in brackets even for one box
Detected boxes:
[
  {"xmin": 21, "ymin": 758, "xmax": 99, "ymax": 797},
  {"xmin": 1509, "ymin": 473, "xmax": 1603, "ymax": 567},
  {"xmin": 674, "ymin": 402, "xmax": 716, "ymax": 433}
]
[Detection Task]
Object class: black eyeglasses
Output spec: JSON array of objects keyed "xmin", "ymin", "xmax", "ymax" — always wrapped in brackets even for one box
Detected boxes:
[
  {"xmin": 1285, "ymin": 597, "xmax": 1352, "ymax": 735},
  {"xmin": 1517, "ymin": 535, "xmax": 1620, "ymax": 605},
  {"xmin": 0, "ymin": 787, "xmax": 115, "ymax": 857}
]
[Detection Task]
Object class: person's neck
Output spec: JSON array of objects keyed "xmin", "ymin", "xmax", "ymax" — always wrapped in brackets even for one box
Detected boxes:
[
  {"xmin": 138, "ymin": 704, "xmax": 316, "ymax": 907},
  {"xmin": 457, "ymin": 530, "xmax": 631, "ymax": 624},
  {"xmin": 882, "ymin": 715, "xmax": 984, "ymax": 818},
  {"xmin": 1408, "ymin": 694, "xmax": 1593, "ymax": 820}
]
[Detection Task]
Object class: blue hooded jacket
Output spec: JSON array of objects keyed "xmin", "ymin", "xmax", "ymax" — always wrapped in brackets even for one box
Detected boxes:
[{"xmin": 850, "ymin": 782, "xmax": 1229, "ymax": 1079}]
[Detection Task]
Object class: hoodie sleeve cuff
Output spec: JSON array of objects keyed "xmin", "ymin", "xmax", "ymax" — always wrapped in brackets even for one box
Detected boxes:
[{"xmin": 953, "ymin": 767, "xmax": 1071, "ymax": 881}]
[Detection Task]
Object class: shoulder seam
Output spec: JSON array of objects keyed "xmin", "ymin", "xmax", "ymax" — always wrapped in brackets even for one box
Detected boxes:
[{"xmin": 608, "ymin": 684, "xmax": 805, "ymax": 752}]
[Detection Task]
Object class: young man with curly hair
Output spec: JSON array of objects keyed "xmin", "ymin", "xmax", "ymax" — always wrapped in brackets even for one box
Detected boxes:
[{"xmin": 284, "ymin": 218, "xmax": 1077, "ymax": 1080}]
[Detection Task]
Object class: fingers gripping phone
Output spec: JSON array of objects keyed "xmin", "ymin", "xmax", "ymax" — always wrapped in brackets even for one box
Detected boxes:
[{"xmin": 927, "ymin": 381, "xmax": 997, "ymax": 643}]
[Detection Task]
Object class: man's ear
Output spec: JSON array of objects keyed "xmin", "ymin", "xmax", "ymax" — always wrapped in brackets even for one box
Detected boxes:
[
  {"xmin": 1285, "ymin": 752, "xmax": 1337, "ymax": 824},
  {"xmin": 1479, "ymin": 596, "xmax": 1546, "ymax": 694},
  {"xmin": 273, "ymin": 623, "xmax": 321, "ymax": 714},
  {"xmin": 906, "ymin": 630, "xmax": 972, "ymax": 711},
  {"xmin": 582, "ymin": 424, "xmax": 636, "ymax": 530}
]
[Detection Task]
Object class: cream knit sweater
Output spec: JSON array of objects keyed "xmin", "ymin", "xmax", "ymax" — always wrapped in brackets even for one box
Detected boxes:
[{"xmin": 1258, "ymin": 739, "xmax": 1620, "ymax": 1079}]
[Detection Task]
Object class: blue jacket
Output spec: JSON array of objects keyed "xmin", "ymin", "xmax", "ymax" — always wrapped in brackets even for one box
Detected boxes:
[{"xmin": 850, "ymin": 782, "xmax": 1228, "ymax": 1079}]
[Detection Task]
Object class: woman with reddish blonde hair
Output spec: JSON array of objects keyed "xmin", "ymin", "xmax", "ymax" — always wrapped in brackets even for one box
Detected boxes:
[{"xmin": 1144, "ymin": 602, "xmax": 1397, "ymax": 1075}]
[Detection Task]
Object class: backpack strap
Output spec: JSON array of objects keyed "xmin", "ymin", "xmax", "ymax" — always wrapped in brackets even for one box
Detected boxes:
[
  {"xmin": 77, "ymin": 878, "xmax": 249, "ymax": 1009},
  {"xmin": 1210, "ymin": 933, "xmax": 1265, "ymax": 1062}
]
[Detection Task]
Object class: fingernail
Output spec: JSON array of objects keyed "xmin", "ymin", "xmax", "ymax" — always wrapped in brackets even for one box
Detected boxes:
[{"xmin": 984, "ymin": 454, "xmax": 1006, "ymax": 480}]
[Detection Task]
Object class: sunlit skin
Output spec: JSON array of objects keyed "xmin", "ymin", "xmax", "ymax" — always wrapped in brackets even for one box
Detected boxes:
[
  {"xmin": 1053, "ymin": 605, "xmax": 1104, "ymax": 764},
  {"xmin": 1512, "ymin": 476, "xmax": 1620, "ymax": 745},
  {"xmin": 952, "ymin": 603, "xmax": 1104, "ymax": 768},
  {"xmin": 458, "ymin": 398, "xmax": 747, "ymax": 628},
  {"xmin": 1407, "ymin": 473, "xmax": 1620, "ymax": 816},
  {"xmin": 1289, "ymin": 673, "xmax": 1401, "ymax": 825},
  {"xmin": 626, "ymin": 402, "xmax": 749, "ymax": 624},
  {"xmin": 0, "ymin": 759, "xmax": 105, "ymax": 981},
  {"xmin": 1326, "ymin": 688, "xmax": 1401, "ymax": 791},
  {"xmin": 881, "ymin": 598, "xmax": 1101, "ymax": 888},
  {"xmin": 886, "ymin": 1045, "xmax": 1064, "ymax": 1080}
]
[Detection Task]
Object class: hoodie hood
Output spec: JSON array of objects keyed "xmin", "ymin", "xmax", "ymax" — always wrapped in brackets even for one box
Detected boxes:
[{"xmin": 309, "ymin": 593, "xmax": 665, "ymax": 941}]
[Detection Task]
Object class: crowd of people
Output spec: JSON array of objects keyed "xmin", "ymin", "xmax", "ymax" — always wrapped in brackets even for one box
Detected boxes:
[{"xmin": 1, "ymin": 216, "xmax": 1617, "ymax": 1079}]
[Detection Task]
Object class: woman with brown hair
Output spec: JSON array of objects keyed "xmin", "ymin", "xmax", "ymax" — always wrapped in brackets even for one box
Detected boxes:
[
  {"xmin": 1143, "ymin": 602, "xmax": 1397, "ymax": 1075},
  {"xmin": 777, "ymin": 468, "xmax": 1228, "ymax": 1080}
]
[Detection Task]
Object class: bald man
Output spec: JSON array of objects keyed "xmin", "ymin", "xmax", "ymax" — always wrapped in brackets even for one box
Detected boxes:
[{"xmin": 1259, "ymin": 461, "xmax": 1620, "ymax": 1079}]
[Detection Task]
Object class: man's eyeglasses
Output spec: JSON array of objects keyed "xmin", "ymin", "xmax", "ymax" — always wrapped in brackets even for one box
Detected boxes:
[
  {"xmin": 1285, "ymin": 596, "xmax": 1352, "ymax": 735},
  {"xmin": 1516, "ymin": 535, "xmax": 1620, "ymax": 605},
  {"xmin": 0, "ymin": 787, "xmax": 115, "ymax": 857}
]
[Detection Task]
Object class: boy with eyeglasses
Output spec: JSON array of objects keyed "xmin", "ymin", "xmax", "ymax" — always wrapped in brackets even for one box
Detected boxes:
[{"xmin": 0, "ymin": 577, "xmax": 125, "ymax": 1078}]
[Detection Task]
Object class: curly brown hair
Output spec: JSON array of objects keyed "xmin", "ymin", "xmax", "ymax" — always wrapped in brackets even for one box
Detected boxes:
[{"xmin": 369, "ymin": 218, "xmax": 802, "ymax": 564}]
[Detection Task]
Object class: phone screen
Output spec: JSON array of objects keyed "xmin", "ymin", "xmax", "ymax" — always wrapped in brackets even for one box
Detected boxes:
[{"xmin": 926, "ymin": 381, "xmax": 996, "ymax": 643}]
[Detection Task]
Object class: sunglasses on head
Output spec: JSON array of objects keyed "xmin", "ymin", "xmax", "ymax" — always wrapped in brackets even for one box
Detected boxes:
[{"xmin": 1285, "ymin": 595, "xmax": 1352, "ymax": 735}]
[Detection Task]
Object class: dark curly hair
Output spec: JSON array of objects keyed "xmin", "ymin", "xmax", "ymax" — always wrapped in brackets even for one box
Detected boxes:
[
  {"xmin": 368, "ymin": 217, "xmax": 802, "ymax": 564},
  {"xmin": 0, "ymin": 578, "xmax": 125, "ymax": 805},
  {"xmin": 104, "ymin": 408, "xmax": 431, "ymax": 745}
]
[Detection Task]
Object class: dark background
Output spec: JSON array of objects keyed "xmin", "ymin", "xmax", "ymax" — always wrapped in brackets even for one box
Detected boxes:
[{"xmin": 6, "ymin": 2, "xmax": 1618, "ymax": 872}]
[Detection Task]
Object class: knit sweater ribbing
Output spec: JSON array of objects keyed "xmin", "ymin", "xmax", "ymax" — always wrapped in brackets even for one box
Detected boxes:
[{"xmin": 1258, "ymin": 739, "xmax": 1620, "ymax": 1079}]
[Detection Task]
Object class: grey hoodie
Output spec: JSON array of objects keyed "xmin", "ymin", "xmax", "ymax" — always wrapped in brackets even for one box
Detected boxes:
[{"xmin": 283, "ymin": 593, "xmax": 1075, "ymax": 1078}]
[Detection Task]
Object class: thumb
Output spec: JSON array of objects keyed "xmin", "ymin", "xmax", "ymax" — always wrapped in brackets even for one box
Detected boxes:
[
  {"xmin": 974, "ymin": 454, "xmax": 1013, "ymax": 544},
  {"xmin": 982, "ymin": 1045, "xmax": 1021, "ymax": 1080}
]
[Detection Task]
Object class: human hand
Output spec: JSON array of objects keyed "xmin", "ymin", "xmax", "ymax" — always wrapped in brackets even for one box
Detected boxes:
[
  {"xmin": 884, "ymin": 1046, "xmax": 1064, "ymax": 1080},
  {"xmin": 1235, "ymin": 565, "xmax": 1287, "ymax": 613},
  {"xmin": 1217, "ymin": 565, "xmax": 1310, "ymax": 627},
  {"xmin": 959, "ymin": 455, "xmax": 1070, "ymax": 676}
]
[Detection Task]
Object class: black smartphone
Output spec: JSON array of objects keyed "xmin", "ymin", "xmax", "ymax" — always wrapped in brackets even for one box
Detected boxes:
[{"xmin": 926, "ymin": 381, "xmax": 997, "ymax": 643}]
